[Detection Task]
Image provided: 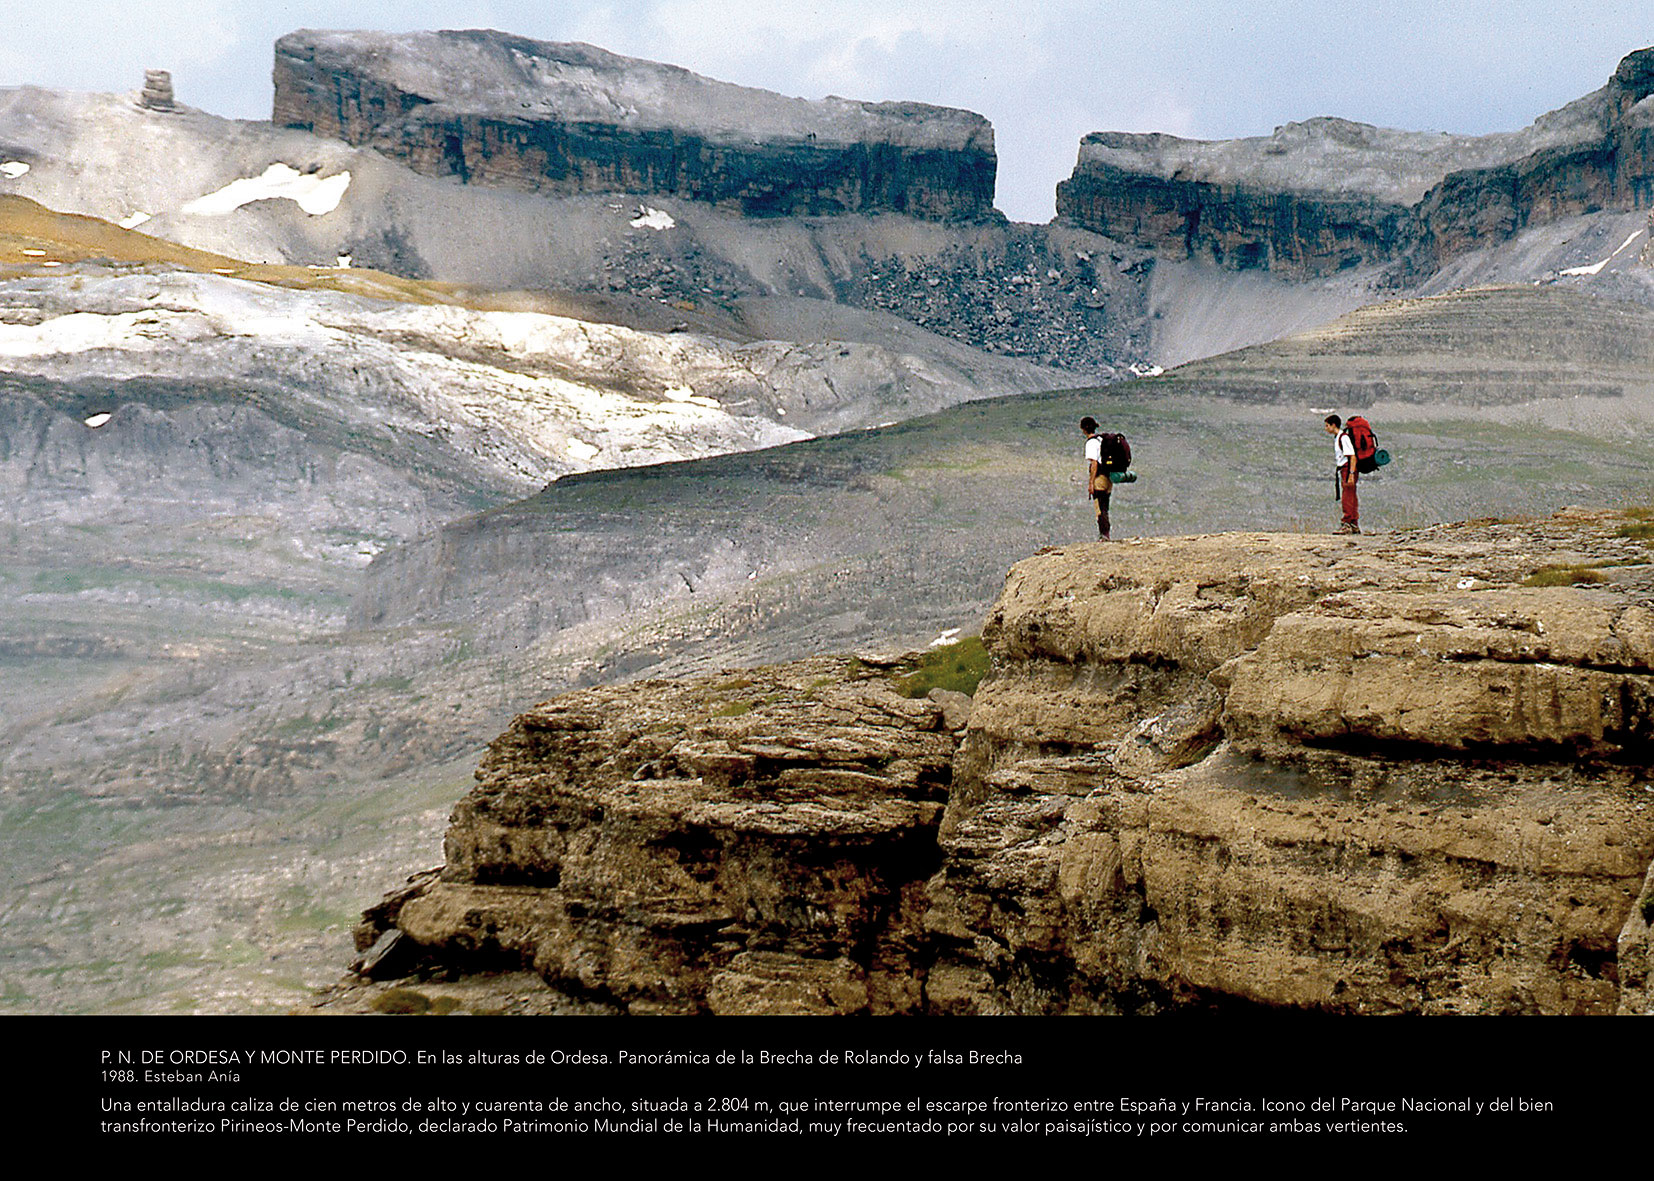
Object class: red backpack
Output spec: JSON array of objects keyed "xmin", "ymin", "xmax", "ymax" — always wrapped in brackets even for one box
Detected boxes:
[{"xmin": 1344, "ymin": 417, "xmax": 1379, "ymax": 473}]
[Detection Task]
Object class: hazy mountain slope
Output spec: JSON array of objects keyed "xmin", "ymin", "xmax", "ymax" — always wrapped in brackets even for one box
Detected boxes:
[
  {"xmin": 6, "ymin": 278, "xmax": 1654, "ymax": 1012},
  {"xmin": 359, "ymin": 282, "xmax": 1654, "ymax": 702},
  {"xmin": 1139, "ymin": 284, "xmax": 1654, "ymax": 416}
]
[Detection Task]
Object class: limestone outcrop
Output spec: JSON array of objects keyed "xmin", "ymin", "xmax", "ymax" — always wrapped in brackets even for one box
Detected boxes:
[
  {"xmin": 360, "ymin": 657, "xmax": 957, "ymax": 1014},
  {"xmin": 1055, "ymin": 46, "xmax": 1654, "ymax": 277},
  {"xmin": 343, "ymin": 509, "xmax": 1654, "ymax": 1015},
  {"xmin": 272, "ymin": 30, "xmax": 997, "ymax": 221},
  {"xmin": 940, "ymin": 512, "xmax": 1654, "ymax": 1015}
]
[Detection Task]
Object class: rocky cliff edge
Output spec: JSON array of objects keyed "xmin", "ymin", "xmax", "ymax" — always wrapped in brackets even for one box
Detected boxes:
[
  {"xmin": 272, "ymin": 29, "xmax": 997, "ymax": 221},
  {"xmin": 339, "ymin": 508, "xmax": 1654, "ymax": 1015},
  {"xmin": 1056, "ymin": 46, "xmax": 1654, "ymax": 278}
]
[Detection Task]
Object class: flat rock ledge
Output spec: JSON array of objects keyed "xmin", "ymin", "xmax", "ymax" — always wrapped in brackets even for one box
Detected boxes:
[{"xmin": 330, "ymin": 508, "xmax": 1654, "ymax": 1015}]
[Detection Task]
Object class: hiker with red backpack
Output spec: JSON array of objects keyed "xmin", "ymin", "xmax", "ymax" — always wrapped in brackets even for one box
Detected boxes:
[{"xmin": 1324, "ymin": 413, "xmax": 1381, "ymax": 534}]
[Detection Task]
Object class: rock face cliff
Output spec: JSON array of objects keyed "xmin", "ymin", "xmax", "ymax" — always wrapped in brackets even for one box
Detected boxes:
[
  {"xmin": 1056, "ymin": 46, "xmax": 1654, "ymax": 278},
  {"xmin": 272, "ymin": 30, "xmax": 997, "ymax": 221},
  {"xmin": 343, "ymin": 508, "xmax": 1654, "ymax": 1015}
]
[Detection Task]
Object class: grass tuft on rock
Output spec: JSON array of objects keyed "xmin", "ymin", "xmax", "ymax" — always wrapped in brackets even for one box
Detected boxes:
[
  {"xmin": 1521, "ymin": 565, "xmax": 1609, "ymax": 587},
  {"xmin": 898, "ymin": 636, "xmax": 989, "ymax": 698},
  {"xmin": 372, "ymin": 988, "xmax": 430, "ymax": 1015},
  {"xmin": 371, "ymin": 988, "xmax": 462, "ymax": 1015}
]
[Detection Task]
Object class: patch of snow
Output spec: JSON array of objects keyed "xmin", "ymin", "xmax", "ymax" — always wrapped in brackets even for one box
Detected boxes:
[
  {"xmin": 1560, "ymin": 228, "xmax": 1646, "ymax": 277},
  {"xmin": 117, "ymin": 212, "xmax": 153, "ymax": 229},
  {"xmin": 663, "ymin": 385, "xmax": 720, "ymax": 408},
  {"xmin": 929, "ymin": 628, "xmax": 963, "ymax": 647},
  {"xmin": 21, "ymin": 249, "xmax": 46, "ymax": 257},
  {"xmin": 335, "ymin": 255, "xmax": 352, "ymax": 268},
  {"xmin": 181, "ymin": 164, "xmax": 351, "ymax": 217},
  {"xmin": 566, "ymin": 439, "xmax": 600, "ymax": 461},
  {"xmin": 1456, "ymin": 577, "xmax": 1475, "ymax": 590},
  {"xmin": 630, "ymin": 206, "xmax": 676, "ymax": 230},
  {"xmin": 83, "ymin": 412, "xmax": 113, "ymax": 428},
  {"xmin": 42, "ymin": 261, "xmax": 62, "ymax": 267},
  {"xmin": 1128, "ymin": 362, "xmax": 1164, "ymax": 377},
  {"xmin": 0, "ymin": 161, "xmax": 28, "ymax": 179},
  {"xmin": 0, "ymin": 309, "xmax": 223, "ymax": 357}
]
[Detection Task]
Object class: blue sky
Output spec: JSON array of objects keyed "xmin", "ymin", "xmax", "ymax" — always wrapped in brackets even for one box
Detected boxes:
[{"xmin": 4, "ymin": 1, "xmax": 1650, "ymax": 221}]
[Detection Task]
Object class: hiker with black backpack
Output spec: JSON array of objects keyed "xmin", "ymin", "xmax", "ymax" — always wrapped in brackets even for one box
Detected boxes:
[
  {"xmin": 1323, "ymin": 413, "xmax": 1378, "ymax": 534},
  {"xmin": 1080, "ymin": 417, "xmax": 1130, "ymax": 540}
]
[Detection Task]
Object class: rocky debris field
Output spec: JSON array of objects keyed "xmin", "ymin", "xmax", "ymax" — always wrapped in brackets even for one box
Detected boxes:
[
  {"xmin": 836, "ymin": 223, "xmax": 1151, "ymax": 373},
  {"xmin": 333, "ymin": 508, "xmax": 1654, "ymax": 1015}
]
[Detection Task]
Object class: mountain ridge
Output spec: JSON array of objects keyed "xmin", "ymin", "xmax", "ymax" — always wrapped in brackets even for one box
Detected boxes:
[{"xmin": 1056, "ymin": 46, "xmax": 1654, "ymax": 279}]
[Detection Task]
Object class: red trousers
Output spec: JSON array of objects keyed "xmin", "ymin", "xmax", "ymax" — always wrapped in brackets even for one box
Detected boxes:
[{"xmin": 1338, "ymin": 465, "xmax": 1359, "ymax": 526}]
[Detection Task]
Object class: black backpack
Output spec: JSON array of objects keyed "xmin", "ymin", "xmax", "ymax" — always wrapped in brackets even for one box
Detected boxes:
[{"xmin": 1096, "ymin": 432, "xmax": 1131, "ymax": 473}]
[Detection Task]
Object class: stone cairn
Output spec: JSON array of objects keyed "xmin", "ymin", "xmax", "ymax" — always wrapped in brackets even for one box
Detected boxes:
[{"xmin": 138, "ymin": 70, "xmax": 176, "ymax": 112}]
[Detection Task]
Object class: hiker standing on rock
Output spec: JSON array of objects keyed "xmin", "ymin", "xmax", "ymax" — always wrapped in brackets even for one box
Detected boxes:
[
  {"xmin": 1081, "ymin": 416, "xmax": 1126, "ymax": 540},
  {"xmin": 1325, "ymin": 414, "xmax": 1360, "ymax": 534}
]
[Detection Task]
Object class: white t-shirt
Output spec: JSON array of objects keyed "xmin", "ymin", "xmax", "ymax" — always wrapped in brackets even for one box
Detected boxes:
[
  {"xmin": 1335, "ymin": 430, "xmax": 1356, "ymax": 469},
  {"xmin": 1084, "ymin": 435, "xmax": 1103, "ymax": 467}
]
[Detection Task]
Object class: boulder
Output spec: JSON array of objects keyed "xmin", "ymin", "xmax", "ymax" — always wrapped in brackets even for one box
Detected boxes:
[
  {"xmin": 937, "ymin": 510, "xmax": 1654, "ymax": 1013},
  {"xmin": 388, "ymin": 656, "xmax": 954, "ymax": 1014}
]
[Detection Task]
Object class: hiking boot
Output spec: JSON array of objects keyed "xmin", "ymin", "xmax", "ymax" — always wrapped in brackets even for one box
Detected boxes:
[{"xmin": 1336, "ymin": 522, "xmax": 1360, "ymax": 535}]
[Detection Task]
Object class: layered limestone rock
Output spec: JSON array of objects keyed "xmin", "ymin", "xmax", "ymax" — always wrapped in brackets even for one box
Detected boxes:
[
  {"xmin": 1056, "ymin": 46, "xmax": 1654, "ymax": 277},
  {"xmin": 273, "ymin": 29, "xmax": 997, "ymax": 221},
  {"xmin": 939, "ymin": 510, "xmax": 1654, "ymax": 1015},
  {"xmin": 347, "ymin": 509, "xmax": 1654, "ymax": 1014},
  {"xmin": 363, "ymin": 657, "xmax": 957, "ymax": 1014}
]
